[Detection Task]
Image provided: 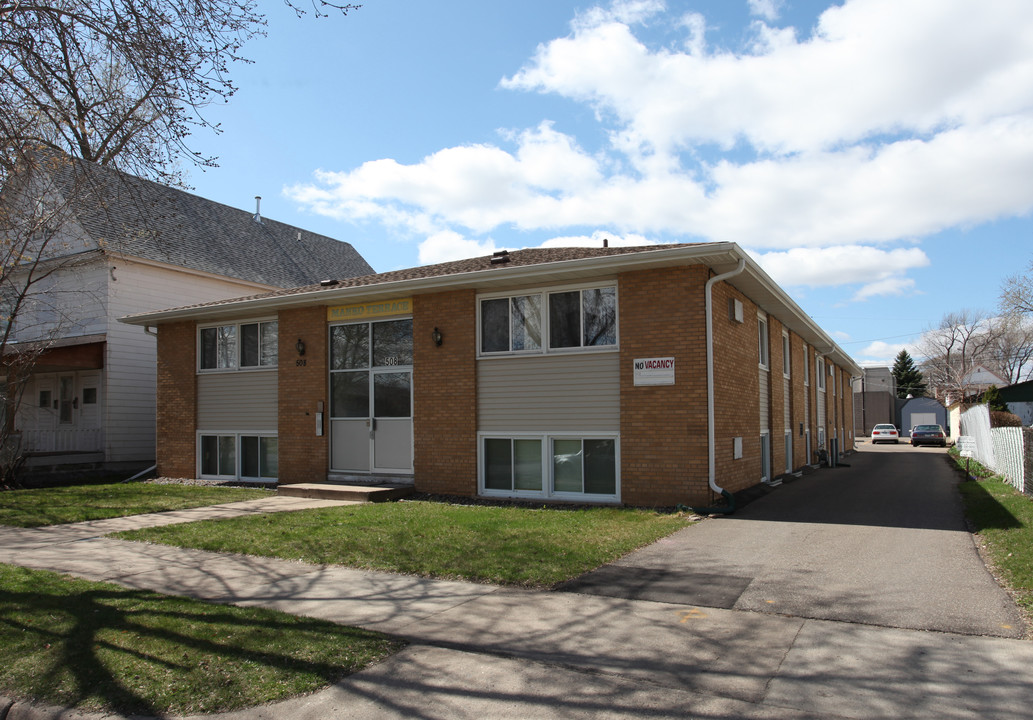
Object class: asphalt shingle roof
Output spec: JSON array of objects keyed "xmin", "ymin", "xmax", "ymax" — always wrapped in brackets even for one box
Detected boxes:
[
  {"xmin": 126, "ymin": 243, "xmax": 701, "ymax": 318},
  {"xmin": 52, "ymin": 157, "xmax": 373, "ymax": 288}
]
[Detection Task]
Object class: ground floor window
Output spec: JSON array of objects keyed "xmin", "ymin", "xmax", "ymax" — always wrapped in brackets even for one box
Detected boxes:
[
  {"xmin": 480, "ymin": 433, "xmax": 619, "ymax": 500},
  {"xmin": 760, "ymin": 432, "xmax": 771, "ymax": 482},
  {"xmin": 199, "ymin": 433, "xmax": 278, "ymax": 480}
]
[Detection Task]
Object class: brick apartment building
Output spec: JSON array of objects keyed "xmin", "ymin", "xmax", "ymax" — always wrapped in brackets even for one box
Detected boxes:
[{"xmin": 123, "ymin": 242, "xmax": 860, "ymax": 508}]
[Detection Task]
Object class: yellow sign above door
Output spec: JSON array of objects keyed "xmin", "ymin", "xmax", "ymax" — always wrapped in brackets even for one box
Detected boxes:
[{"xmin": 327, "ymin": 297, "xmax": 413, "ymax": 322}]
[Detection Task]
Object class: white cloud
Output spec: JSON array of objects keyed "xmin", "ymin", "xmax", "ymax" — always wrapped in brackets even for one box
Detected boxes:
[
  {"xmin": 748, "ymin": 0, "xmax": 784, "ymax": 22},
  {"xmin": 418, "ymin": 231, "xmax": 497, "ymax": 265},
  {"xmin": 506, "ymin": 0, "xmax": 1033, "ymax": 157},
  {"xmin": 858, "ymin": 340, "xmax": 916, "ymax": 364},
  {"xmin": 753, "ymin": 246, "xmax": 929, "ymax": 288},
  {"xmin": 851, "ymin": 277, "xmax": 917, "ymax": 302},
  {"xmin": 539, "ymin": 230, "xmax": 657, "ymax": 248},
  {"xmin": 287, "ymin": 0, "xmax": 1033, "ymax": 301}
]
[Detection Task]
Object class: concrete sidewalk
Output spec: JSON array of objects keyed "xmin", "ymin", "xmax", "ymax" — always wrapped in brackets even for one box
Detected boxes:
[{"xmin": 2, "ymin": 495, "xmax": 1033, "ymax": 719}]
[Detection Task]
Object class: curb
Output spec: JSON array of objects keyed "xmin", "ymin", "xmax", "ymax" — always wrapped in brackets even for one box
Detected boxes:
[{"xmin": 0, "ymin": 695, "xmax": 125, "ymax": 720}]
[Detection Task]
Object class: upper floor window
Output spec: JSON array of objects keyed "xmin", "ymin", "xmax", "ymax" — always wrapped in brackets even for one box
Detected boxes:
[
  {"xmin": 803, "ymin": 343, "xmax": 810, "ymax": 385},
  {"xmin": 199, "ymin": 320, "xmax": 277, "ymax": 371},
  {"xmin": 758, "ymin": 313, "xmax": 769, "ymax": 369},
  {"xmin": 479, "ymin": 285, "xmax": 617, "ymax": 356},
  {"xmin": 782, "ymin": 331, "xmax": 791, "ymax": 378},
  {"xmin": 816, "ymin": 356, "xmax": 826, "ymax": 390}
]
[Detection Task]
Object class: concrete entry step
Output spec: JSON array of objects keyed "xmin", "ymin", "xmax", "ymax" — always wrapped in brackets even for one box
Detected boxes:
[{"xmin": 277, "ymin": 483, "xmax": 413, "ymax": 503}]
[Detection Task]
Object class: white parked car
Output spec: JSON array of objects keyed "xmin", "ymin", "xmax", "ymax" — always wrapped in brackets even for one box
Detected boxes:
[{"xmin": 870, "ymin": 424, "xmax": 899, "ymax": 444}]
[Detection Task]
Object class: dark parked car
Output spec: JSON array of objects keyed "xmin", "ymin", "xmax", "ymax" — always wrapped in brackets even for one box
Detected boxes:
[{"xmin": 910, "ymin": 424, "xmax": 948, "ymax": 447}]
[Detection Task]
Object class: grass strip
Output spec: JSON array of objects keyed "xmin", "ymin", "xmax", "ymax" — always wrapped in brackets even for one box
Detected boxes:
[
  {"xmin": 948, "ymin": 450, "xmax": 1033, "ymax": 615},
  {"xmin": 0, "ymin": 563, "xmax": 403, "ymax": 716},
  {"xmin": 118, "ymin": 501, "xmax": 692, "ymax": 587},
  {"xmin": 0, "ymin": 482, "xmax": 272, "ymax": 527}
]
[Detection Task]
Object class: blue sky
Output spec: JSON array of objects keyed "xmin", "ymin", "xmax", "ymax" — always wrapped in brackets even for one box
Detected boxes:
[{"xmin": 184, "ymin": 0, "xmax": 1033, "ymax": 368}]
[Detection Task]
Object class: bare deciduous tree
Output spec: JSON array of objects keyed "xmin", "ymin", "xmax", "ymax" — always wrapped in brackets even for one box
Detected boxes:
[
  {"xmin": 1, "ymin": 0, "xmax": 358, "ymax": 187},
  {"xmin": 1000, "ymin": 259, "xmax": 1033, "ymax": 316},
  {"xmin": 0, "ymin": 0, "xmax": 357, "ymax": 486},
  {"xmin": 918, "ymin": 310, "xmax": 1001, "ymax": 403},
  {"xmin": 985, "ymin": 313, "xmax": 1033, "ymax": 384}
]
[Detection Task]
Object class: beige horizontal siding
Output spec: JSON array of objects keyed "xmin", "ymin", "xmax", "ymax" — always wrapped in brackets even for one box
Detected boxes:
[
  {"xmin": 197, "ymin": 371, "xmax": 277, "ymax": 432},
  {"xmin": 478, "ymin": 353, "xmax": 619, "ymax": 432}
]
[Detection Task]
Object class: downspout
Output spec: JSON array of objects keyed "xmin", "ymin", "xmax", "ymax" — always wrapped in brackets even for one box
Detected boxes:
[{"xmin": 679, "ymin": 258, "xmax": 746, "ymax": 515}]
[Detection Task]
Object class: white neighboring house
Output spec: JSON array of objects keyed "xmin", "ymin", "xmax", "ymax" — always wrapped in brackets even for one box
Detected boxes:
[{"xmin": 3, "ymin": 157, "xmax": 372, "ymax": 473}]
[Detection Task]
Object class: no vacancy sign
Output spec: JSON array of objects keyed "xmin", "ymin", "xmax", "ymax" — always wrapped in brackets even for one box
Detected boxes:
[{"xmin": 633, "ymin": 357, "xmax": 675, "ymax": 386}]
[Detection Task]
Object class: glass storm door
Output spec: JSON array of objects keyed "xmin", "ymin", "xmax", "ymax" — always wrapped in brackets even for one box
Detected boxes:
[{"xmin": 329, "ymin": 319, "xmax": 413, "ymax": 474}]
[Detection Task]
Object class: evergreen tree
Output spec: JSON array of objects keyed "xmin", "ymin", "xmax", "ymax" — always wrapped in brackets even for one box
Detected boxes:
[
  {"xmin": 891, "ymin": 350, "xmax": 927, "ymax": 398},
  {"xmin": 982, "ymin": 385, "xmax": 1009, "ymax": 412}
]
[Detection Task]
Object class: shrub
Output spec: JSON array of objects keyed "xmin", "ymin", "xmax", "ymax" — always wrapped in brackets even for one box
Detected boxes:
[{"xmin": 990, "ymin": 410, "xmax": 1023, "ymax": 427}]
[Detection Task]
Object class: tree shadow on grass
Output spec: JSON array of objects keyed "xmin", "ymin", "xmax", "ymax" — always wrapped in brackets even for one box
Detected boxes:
[{"xmin": 0, "ymin": 566, "xmax": 401, "ymax": 717}]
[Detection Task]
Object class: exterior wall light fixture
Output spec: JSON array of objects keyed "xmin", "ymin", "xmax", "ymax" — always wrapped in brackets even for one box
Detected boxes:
[
  {"xmin": 296, "ymin": 339, "xmax": 306, "ymax": 356},
  {"xmin": 432, "ymin": 327, "xmax": 443, "ymax": 346}
]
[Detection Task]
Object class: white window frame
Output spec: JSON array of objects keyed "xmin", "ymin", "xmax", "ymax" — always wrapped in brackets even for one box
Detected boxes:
[
  {"xmin": 198, "ymin": 318, "xmax": 278, "ymax": 373},
  {"xmin": 760, "ymin": 431, "xmax": 771, "ymax": 483},
  {"xmin": 477, "ymin": 282, "xmax": 619, "ymax": 359},
  {"xmin": 803, "ymin": 343, "xmax": 810, "ymax": 386},
  {"xmin": 758, "ymin": 312, "xmax": 769, "ymax": 370},
  {"xmin": 477, "ymin": 431, "xmax": 620, "ymax": 502},
  {"xmin": 816, "ymin": 356, "xmax": 826, "ymax": 391},
  {"xmin": 197, "ymin": 431, "xmax": 278, "ymax": 481},
  {"xmin": 782, "ymin": 331, "xmax": 791, "ymax": 379}
]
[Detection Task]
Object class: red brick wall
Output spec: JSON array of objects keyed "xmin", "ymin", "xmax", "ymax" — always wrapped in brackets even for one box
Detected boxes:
[
  {"xmin": 277, "ymin": 307, "xmax": 329, "ymax": 484},
  {"xmin": 618, "ymin": 266, "xmax": 710, "ymax": 506},
  {"xmin": 768, "ymin": 316, "xmax": 785, "ymax": 476},
  {"xmin": 156, "ymin": 321, "xmax": 196, "ymax": 478},
  {"xmin": 712, "ymin": 282, "xmax": 761, "ymax": 497},
  {"xmin": 790, "ymin": 332, "xmax": 808, "ymax": 469},
  {"xmin": 413, "ymin": 290, "xmax": 478, "ymax": 495}
]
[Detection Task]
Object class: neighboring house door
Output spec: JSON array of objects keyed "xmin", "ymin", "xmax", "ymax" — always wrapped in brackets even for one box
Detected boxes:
[
  {"xmin": 18, "ymin": 372, "xmax": 102, "ymax": 453},
  {"xmin": 329, "ymin": 318, "xmax": 413, "ymax": 474}
]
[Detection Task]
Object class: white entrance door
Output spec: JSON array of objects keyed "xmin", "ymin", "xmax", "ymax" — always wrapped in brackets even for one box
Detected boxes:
[{"xmin": 329, "ymin": 319, "xmax": 413, "ymax": 474}]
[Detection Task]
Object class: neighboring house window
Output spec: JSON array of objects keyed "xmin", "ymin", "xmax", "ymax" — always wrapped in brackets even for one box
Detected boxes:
[
  {"xmin": 816, "ymin": 356, "xmax": 826, "ymax": 390},
  {"xmin": 479, "ymin": 284, "xmax": 617, "ymax": 356},
  {"xmin": 200, "ymin": 433, "xmax": 278, "ymax": 479},
  {"xmin": 481, "ymin": 433, "xmax": 619, "ymax": 499},
  {"xmin": 782, "ymin": 331, "xmax": 791, "ymax": 378},
  {"xmin": 199, "ymin": 320, "xmax": 277, "ymax": 370},
  {"xmin": 758, "ymin": 313, "xmax": 769, "ymax": 369},
  {"xmin": 803, "ymin": 343, "xmax": 810, "ymax": 385}
]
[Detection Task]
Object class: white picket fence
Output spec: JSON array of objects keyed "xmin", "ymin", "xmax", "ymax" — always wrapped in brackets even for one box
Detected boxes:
[{"xmin": 960, "ymin": 405, "xmax": 1029, "ymax": 493}]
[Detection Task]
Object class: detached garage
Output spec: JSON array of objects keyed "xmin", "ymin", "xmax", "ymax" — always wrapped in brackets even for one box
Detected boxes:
[
  {"xmin": 899, "ymin": 397, "xmax": 948, "ymax": 437},
  {"xmin": 122, "ymin": 242, "xmax": 860, "ymax": 508}
]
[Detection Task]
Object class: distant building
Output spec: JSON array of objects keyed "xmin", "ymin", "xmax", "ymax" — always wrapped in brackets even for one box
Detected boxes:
[{"xmin": 854, "ymin": 366, "xmax": 896, "ymax": 436}]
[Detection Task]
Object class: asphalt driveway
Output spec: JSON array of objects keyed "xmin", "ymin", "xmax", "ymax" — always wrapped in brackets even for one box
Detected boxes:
[{"xmin": 559, "ymin": 442, "xmax": 1026, "ymax": 638}]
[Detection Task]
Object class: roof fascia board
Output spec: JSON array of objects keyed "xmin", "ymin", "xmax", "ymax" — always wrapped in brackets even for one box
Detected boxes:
[{"xmin": 107, "ymin": 251, "xmax": 280, "ymax": 291}]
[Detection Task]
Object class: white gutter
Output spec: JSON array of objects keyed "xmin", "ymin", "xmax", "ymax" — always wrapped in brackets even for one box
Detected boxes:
[{"xmin": 705, "ymin": 257, "xmax": 746, "ymax": 501}]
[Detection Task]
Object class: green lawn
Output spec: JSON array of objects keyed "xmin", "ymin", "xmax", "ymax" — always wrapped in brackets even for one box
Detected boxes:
[
  {"xmin": 0, "ymin": 482, "xmax": 272, "ymax": 527},
  {"xmin": 0, "ymin": 563, "xmax": 403, "ymax": 716},
  {"xmin": 950, "ymin": 450, "xmax": 1033, "ymax": 615},
  {"xmin": 119, "ymin": 501, "xmax": 693, "ymax": 587}
]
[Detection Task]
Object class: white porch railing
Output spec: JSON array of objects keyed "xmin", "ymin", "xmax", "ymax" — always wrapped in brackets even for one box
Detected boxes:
[{"xmin": 19, "ymin": 428, "xmax": 104, "ymax": 454}]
